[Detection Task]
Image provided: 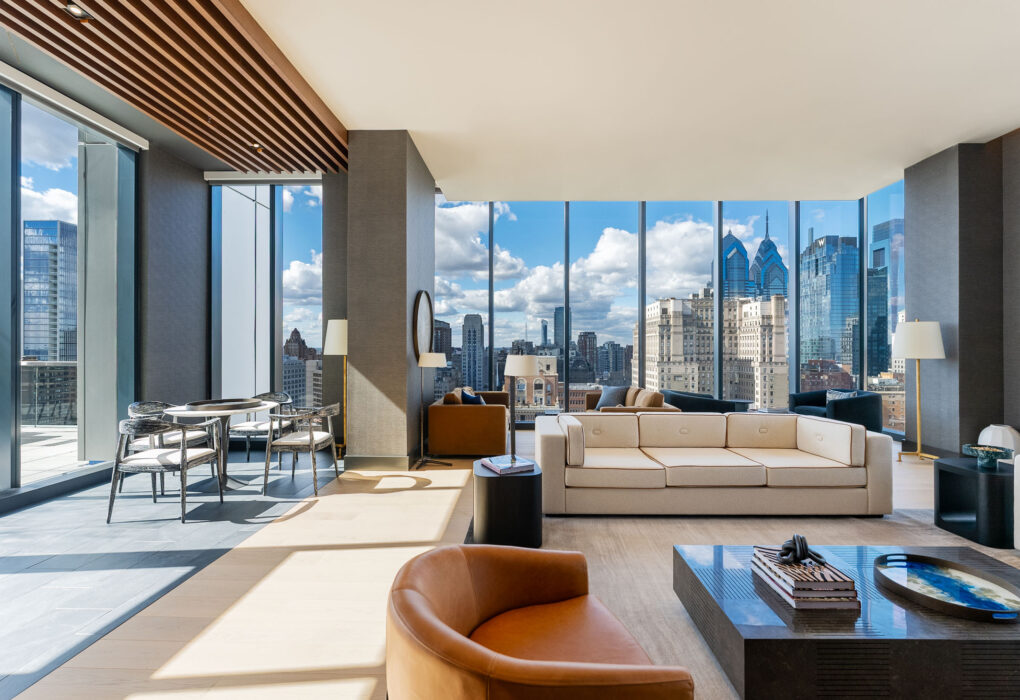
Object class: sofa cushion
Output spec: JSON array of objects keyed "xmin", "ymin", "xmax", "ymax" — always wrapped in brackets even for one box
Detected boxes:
[
  {"xmin": 561, "ymin": 413, "xmax": 639, "ymax": 448},
  {"xmin": 792, "ymin": 405, "xmax": 826, "ymax": 418},
  {"xmin": 796, "ymin": 415, "xmax": 866, "ymax": 467},
  {"xmin": 559, "ymin": 415, "xmax": 585, "ymax": 466},
  {"xmin": 642, "ymin": 447, "xmax": 765, "ymax": 487},
  {"xmin": 469, "ymin": 594, "xmax": 652, "ymax": 665},
  {"xmin": 625, "ymin": 387, "xmax": 641, "ymax": 406},
  {"xmin": 595, "ymin": 385, "xmax": 629, "ymax": 410},
  {"xmin": 639, "ymin": 413, "xmax": 727, "ymax": 448},
  {"xmin": 634, "ymin": 389, "xmax": 665, "ymax": 408},
  {"xmin": 565, "ymin": 448, "xmax": 665, "ymax": 488},
  {"xmin": 765, "ymin": 465, "xmax": 867, "ymax": 488},
  {"xmin": 725, "ymin": 413, "xmax": 798, "ymax": 448},
  {"xmin": 727, "ymin": 447, "xmax": 847, "ymax": 469}
]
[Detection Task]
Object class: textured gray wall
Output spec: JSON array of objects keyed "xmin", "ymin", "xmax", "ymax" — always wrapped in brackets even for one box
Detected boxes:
[
  {"xmin": 1003, "ymin": 131, "xmax": 1020, "ymax": 426},
  {"xmin": 346, "ymin": 131, "xmax": 435, "ymax": 466},
  {"xmin": 904, "ymin": 143, "xmax": 1004, "ymax": 452},
  {"xmin": 136, "ymin": 146, "xmax": 211, "ymax": 404},
  {"xmin": 321, "ymin": 172, "xmax": 348, "ymax": 442}
]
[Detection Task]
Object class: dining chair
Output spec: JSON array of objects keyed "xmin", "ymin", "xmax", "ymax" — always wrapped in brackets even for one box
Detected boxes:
[
  {"xmin": 107, "ymin": 417, "xmax": 222, "ymax": 524},
  {"xmin": 123, "ymin": 401, "xmax": 216, "ymax": 493},
  {"xmin": 229, "ymin": 391, "xmax": 295, "ymax": 461},
  {"xmin": 263, "ymin": 403, "xmax": 340, "ymax": 496}
]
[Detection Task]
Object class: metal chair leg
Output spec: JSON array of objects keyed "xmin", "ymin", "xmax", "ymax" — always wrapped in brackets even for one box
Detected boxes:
[
  {"xmin": 330, "ymin": 438, "xmax": 340, "ymax": 479},
  {"xmin": 160, "ymin": 472, "xmax": 165, "ymax": 496},
  {"xmin": 119, "ymin": 473, "xmax": 126, "ymax": 492},
  {"xmin": 215, "ymin": 460, "xmax": 224, "ymax": 504},
  {"xmin": 106, "ymin": 468, "xmax": 120, "ymax": 524},
  {"xmin": 263, "ymin": 444, "xmax": 272, "ymax": 495},
  {"xmin": 291, "ymin": 451, "xmax": 296, "ymax": 477},
  {"xmin": 151, "ymin": 473, "xmax": 158, "ymax": 503},
  {"xmin": 180, "ymin": 466, "xmax": 188, "ymax": 524},
  {"xmin": 245, "ymin": 436, "xmax": 251, "ymax": 462},
  {"xmin": 311, "ymin": 448, "xmax": 318, "ymax": 496}
]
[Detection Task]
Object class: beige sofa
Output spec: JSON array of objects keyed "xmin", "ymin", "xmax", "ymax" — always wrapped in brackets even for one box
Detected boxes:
[{"xmin": 535, "ymin": 412, "xmax": 892, "ymax": 516}]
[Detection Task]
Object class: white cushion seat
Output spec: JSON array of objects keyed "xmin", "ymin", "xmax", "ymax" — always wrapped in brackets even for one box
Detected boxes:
[
  {"xmin": 564, "ymin": 448, "xmax": 665, "ymax": 488},
  {"xmin": 120, "ymin": 447, "xmax": 217, "ymax": 470},
  {"xmin": 129, "ymin": 429, "xmax": 208, "ymax": 451},
  {"xmin": 728, "ymin": 447, "xmax": 866, "ymax": 488},
  {"xmin": 271, "ymin": 430, "xmax": 333, "ymax": 447},
  {"xmin": 642, "ymin": 447, "xmax": 765, "ymax": 487},
  {"xmin": 231, "ymin": 419, "xmax": 293, "ymax": 433}
]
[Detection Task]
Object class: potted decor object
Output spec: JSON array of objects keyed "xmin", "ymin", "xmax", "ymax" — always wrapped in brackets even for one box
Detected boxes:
[{"xmin": 977, "ymin": 424, "xmax": 1020, "ymax": 453}]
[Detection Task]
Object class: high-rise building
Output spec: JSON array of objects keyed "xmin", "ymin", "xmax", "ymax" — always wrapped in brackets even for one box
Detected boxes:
[
  {"xmin": 540, "ymin": 319, "xmax": 549, "ymax": 347},
  {"xmin": 638, "ymin": 294, "xmax": 715, "ymax": 393},
  {"xmin": 749, "ymin": 214, "xmax": 788, "ymax": 299},
  {"xmin": 597, "ymin": 341, "xmax": 626, "ymax": 384},
  {"xmin": 576, "ymin": 331, "xmax": 597, "ymax": 374},
  {"xmin": 461, "ymin": 313, "xmax": 486, "ymax": 390},
  {"xmin": 432, "ymin": 319, "xmax": 452, "ymax": 358},
  {"xmin": 22, "ymin": 220, "xmax": 77, "ymax": 362},
  {"xmin": 721, "ymin": 295, "xmax": 789, "ymax": 408},
  {"xmin": 799, "ymin": 235, "xmax": 860, "ymax": 374},
  {"xmin": 553, "ymin": 306, "xmax": 571, "ymax": 350},
  {"xmin": 866, "ymin": 266, "xmax": 890, "ymax": 375},
  {"xmin": 721, "ymin": 231, "xmax": 749, "ymax": 299},
  {"xmin": 282, "ymin": 354, "xmax": 307, "ymax": 404},
  {"xmin": 870, "ymin": 218, "xmax": 904, "ymax": 332},
  {"xmin": 305, "ymin": 359, "xmax": 323, "ymax": 406},
  {"xmin": 283, "ymin": 328, "xmax": 318, "ymax": 360}
]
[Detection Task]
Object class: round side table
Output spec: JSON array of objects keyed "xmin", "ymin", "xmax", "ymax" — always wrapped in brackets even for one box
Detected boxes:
[{"xmin": 472, "ymin": 461, "xmax": 542, "ymax": 548}]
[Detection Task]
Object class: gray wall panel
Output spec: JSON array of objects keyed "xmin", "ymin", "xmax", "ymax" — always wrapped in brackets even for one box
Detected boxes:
[
  {"xmin": 1003, "ymin": 131, "xmax": 1020, "ymax": 426},
  {"xmin": 321, "ymin": 172, "xmax": 348, "ymax": 442},
  {"xmin": 136, "ymin": 146, "xmax": 210, "ymax": 404}
]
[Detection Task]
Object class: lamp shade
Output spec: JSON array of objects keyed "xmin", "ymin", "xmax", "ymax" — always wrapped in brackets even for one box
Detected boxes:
[
  {"xmin": 891, "ymin": 320, "xmax": 944, "ymax": 360},
  {"xmin": 504, "ymin": 354, "xmax": 540, "ymax": 377},
  {"xmin": 418, "ymin": 352, "xmax": 447, "ymax": 368},
  {"xmin": 323, "ymin": 319, "xmax": 348, "ymax": 356}
]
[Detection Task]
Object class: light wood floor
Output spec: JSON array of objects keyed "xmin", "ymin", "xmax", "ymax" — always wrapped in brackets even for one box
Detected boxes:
[{"xmin": 19, "ymin": 435, "xmax": 1019, "ymax": 699}]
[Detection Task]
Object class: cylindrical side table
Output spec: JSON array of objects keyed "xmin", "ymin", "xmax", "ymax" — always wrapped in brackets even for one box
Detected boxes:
[{"xmin": 472, "ymin": 461, "xmax": 542, "ymax": 548}]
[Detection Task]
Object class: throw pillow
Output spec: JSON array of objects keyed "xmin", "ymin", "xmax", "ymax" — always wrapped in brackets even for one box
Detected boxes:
[
  {"xmin": 461, "ymin": 390, "xmax": 485, "ymax": 405},
  {"xmin": 826, "ymin": 389, "xmax": 857, "ymax": 402},
  {"xmin": 595, "ymin": 385, "xmax": 629, "ymax": 410},
  {"xmin": 625, "ymin": 386, "xmax": 641, "ymax": 406},
  {"xmin": 442, "ymin": 392, "xmax": 461, "ymax": 405},
  {"xmin": 635, "ymin": 389, "xmax": 665, "ymax": 408}
]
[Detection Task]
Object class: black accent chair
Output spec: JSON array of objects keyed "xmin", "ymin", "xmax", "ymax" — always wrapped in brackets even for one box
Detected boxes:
[
  {"xmin": 788, "ymin": 390, "xmax": 883, "ymax": 433},
  {"xmin": 662, "ymin": 390, "xmax": 751, "ymax": 413}
]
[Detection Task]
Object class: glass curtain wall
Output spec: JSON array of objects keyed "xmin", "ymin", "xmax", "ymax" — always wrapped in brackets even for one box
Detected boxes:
[
  {"xmin": 720, "ymin": 202, "xmax": 791, "ymax": 409},
  {"xmin": 644, "ymin": 202, "xmax": 715, "ymax": 395},
  {"xmin": 567, "ymin": 203, "xmax": 638, "ymax": 411},
  {"xmin": 433, "ymin": 195, "xmax": 490, "ymax": 400},
  {"xmin": 19, "ymin": 102, "xmax": 84, "ymax": 485},
  {"xmin": 866, "ymin": 181, "xmax": 905, "ymax": 431},
  {"xmin": 493, "ymin": 202, "xmax": 564, "ymax": 419},
  {"xmin": 280, "ymin": 184, "xmax": 324, "ymax": 406},
  {"xmin": 798, "ymin": 201, "xmax": 861, "ymax": 391}
]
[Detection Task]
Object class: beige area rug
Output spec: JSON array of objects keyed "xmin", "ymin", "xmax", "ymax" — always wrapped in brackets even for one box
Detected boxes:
[{"xmin": 542, "ymin": 509, "xmax": 1020, "ymax": 700}]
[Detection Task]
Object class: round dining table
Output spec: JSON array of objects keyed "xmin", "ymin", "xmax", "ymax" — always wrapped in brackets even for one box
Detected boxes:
[{"xmin": 164, "ymin": 400, "xmax": 277, "ymax": 490}]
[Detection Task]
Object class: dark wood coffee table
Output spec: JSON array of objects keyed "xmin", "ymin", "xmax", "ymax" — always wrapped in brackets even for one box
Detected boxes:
[{"xmin": 673, "ymin": 545, "xmax": 1020, "ymax": 699}]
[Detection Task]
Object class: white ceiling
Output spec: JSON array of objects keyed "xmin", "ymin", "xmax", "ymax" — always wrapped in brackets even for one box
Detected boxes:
[{"xmin": 242, "ymin": 0, "xmax": 1020, "ymax": 201}]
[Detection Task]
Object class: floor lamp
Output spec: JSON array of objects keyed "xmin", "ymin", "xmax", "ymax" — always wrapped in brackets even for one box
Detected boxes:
[
  {"xmin": 491, "ymin": 354, "xmax": 540, "ymax": 469},
  {"xmin": 892, "ymin": 319, "xmax": 945, "ymax": 461},
  {"xmin": 416, "ymin": 352, "xmax": 451, "ymax": 469},
  {"xmin": 323, "ymin": 320, "xmax": 348, "ymax": 458}
]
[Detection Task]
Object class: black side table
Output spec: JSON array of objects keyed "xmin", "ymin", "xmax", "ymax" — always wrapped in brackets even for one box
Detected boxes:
[
  {"xmin": 934, "ymin": 457, "xmax": 1014, "ymax": 548},
  {"xmin": 472, "ymin": 461, "xmax": 542, "ymax": 548}
]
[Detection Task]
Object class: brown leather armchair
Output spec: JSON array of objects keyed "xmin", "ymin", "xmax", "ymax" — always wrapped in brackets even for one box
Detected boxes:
[
  {"xmin": 387, "ymin": 544, "xmax": 694, "ymax": 699},
  {"xmin": 428, "ymin": 391, "xmax": 509, "ymax": 456}
]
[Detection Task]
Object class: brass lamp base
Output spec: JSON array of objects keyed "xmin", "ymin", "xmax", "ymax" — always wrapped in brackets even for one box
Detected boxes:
[{"xmin": 898, "ymin": 449, "xmax": 939, "ymax": 462}]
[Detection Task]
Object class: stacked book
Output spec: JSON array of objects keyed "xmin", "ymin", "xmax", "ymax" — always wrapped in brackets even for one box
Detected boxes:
[
  {"xmin": 479, "ymin": 457, "xmax": 535, "ymax": 475},
  {"xmin": 751, "ymin": 546, "xmax": 859, "ymax": 610}
]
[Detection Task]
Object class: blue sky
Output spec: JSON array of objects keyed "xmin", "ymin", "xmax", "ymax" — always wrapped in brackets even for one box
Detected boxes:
[
  {"xmin": 280, "ymin": 186, "xmax": 324, "ymax": 348},
  {"xmin": 20, "ymin": 102, "xmax": 79, "ymax": 224}
]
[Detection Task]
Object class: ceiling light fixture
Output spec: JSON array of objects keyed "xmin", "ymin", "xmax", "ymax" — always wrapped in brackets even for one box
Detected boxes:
[
  {"xmin": 63, "ymin": 2, "xmax": 93, "ymax": 22},
  {"xmin": 251, "ymin": 142, "xmax": 264, "ymax": 153}
]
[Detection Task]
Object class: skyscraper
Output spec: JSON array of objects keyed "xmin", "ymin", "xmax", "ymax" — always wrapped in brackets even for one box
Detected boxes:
[
  {"xmin": 22, "ymin": 220, "xmax": 77, "ymax": 362},
  {"xmin": 749, "ymin": 213, "xmax": 788, "ymax": 299},
  {"xmin": 553, "ymin": 306, "xmax": 571, "ymax": 350},
  {"xmin": 799, "ymin": 235, "xmax": 860, "ymax": 374},
  {"xmin": 866, "ymin": 266, "xmax": 890, "ymax": 375},
  {"xmin": 576, "ymin": 331, "xmax": 597, "ymax": 374},
  {"xmin": 461, "ymin": 313, "xmax": 486, "ymax": 390},
  {"xmin": 870, "ymin": 218, "xmax": 903, "ymax": 332},
  {"xmin": 721, "ymin": 231, "xmax": 750, "ymax": 299},
  {"xmin": 432, "ymin": 319, "xmax": 452, "ymax": 358},
  {"xmin": 540, "ymin": 319, "xmax": 549, "ymax": 347}
]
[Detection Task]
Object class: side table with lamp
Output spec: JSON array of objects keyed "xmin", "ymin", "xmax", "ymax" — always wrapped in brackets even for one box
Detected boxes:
[
  {"xmin": 892, "ymin": 319, "xmax": 945, "ymax": 461},
  {"xmin": 489, "ymin": 354, "xmax": 540, "ymax": 470}
]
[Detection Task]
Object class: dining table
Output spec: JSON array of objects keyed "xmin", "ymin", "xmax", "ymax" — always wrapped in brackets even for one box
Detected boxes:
[{"xmin": 163, "ymin": 399, "xmax": 278, "ymax": 490}]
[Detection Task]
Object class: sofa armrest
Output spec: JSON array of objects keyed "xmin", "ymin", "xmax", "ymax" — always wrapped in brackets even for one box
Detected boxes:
[
  {"xmin": 827, "ymin": 392, "xmax": 883, "ymax": 433},
  {"xmin": 865, "ymin": 431, "xmax": 893, "ymax": 515},
  {"xmin": 585, "ymin": 391, "xmax": 601, "ymax": 411},
  {"xmin": 489, "ymin": 657, "xmax": 695, "ymax": 699},
  {"xmin": 479, "ymin": 391, "xmax": 510, "ymax": 408},
  {"xmin": 536, "ymin": 416, "xmax": 567, "ymax": 514},
  {"xmin": 789, "ymin": 389, "xmax": 827, "ymax": 410}
]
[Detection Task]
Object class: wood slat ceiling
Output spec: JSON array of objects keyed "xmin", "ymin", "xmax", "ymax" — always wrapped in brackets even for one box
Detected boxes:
[{"xmin": 0, "ymin": 0, "xmax": 348, "ymax": 173}]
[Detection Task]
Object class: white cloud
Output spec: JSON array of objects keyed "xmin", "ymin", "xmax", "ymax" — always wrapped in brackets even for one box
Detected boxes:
[
  {"xmin": 283, "ymin": 185, "xmax": 321, "ymax": 210},
  {"xmin": 21, "ymin": 176, "xmax": 77, "ymax": 223},
  {"xmin": 282, "ymin": 188, "xmax": 294, "ymax": 212},
  {"xmin": 283, "ymin": 305, "xmax": 322, "ymax": 345},
  {"xmin": 304, "ymin": 185, "xmax": 322, "ymax": 206},
  {"xmin": 283, "ymin": 250, "xmax": 322, "ymax": 304},
  {"xmin": 21, "ymin": 104, "xmax": 77, "ymax": 171},
  {"xmin": 434, "ymin": 199, "xmax": 524, "ymax": 281}
]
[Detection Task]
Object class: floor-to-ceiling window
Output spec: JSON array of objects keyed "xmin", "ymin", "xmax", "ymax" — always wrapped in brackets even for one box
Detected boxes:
[
  {"xmin": 866, "ymin": 181, "xmax": 905, "ymax": 431},
  {"xmin": 644, "ymin": 202, "xmax": 716, "ymax": 395},
  {"xmin": 433, "ymin": 195, "xmax": 490, "ymax": 399},
  {"xmin": 18, "ymin": 102, "xmax": 82, "ymax": 484},
  {"xmin": 567, "ymin": 202, "xmax": 638, "ymax": 411},
  {"xmin": 280, "ymin": 184, "xmax": 323, "ymax": 406},
  {"xmin": 721, "ymin": 202, "xmax": 791, "ymax": 409},
  {"xmin": 798, "ymin": 201, "xmax": 861, "ymax": 391},
  {"xmin": 493, "ymin": 202, "xmax": 564, "ymax": 418}
]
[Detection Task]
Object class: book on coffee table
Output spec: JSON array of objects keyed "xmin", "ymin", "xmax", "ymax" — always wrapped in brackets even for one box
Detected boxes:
[
  {"xmin": 752, "ymin": 546, "xmax": 856, "ymax": 591},
  {"xmin": 752, "ymin": 563, "xmax": 861, "ymax": 610},
  {"xmin": 479, "ymin": 457, "xmax": 534, "ymax": 475}
]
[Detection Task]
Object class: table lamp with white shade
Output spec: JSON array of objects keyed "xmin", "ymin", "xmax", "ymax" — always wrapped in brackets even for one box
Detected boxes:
[
  {"xmin": 491, "ymin": 354, "xmax": 541, "ymax": 470},
  {"xmin": 892, "ymin": 319, "xmax": 945, "ymax": 461},
  {"xmin": 416, "ymin": 352, "xmax": 451, "ymax": 470},
  {"xmin": 323, "ymin": 319, "xmax": 348, "ymax": 457}
]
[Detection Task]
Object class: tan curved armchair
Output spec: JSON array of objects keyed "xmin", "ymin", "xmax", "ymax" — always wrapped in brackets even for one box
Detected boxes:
[{"xmin": 387, "ymin": 544, "xmax": 694, "ymax": 699}]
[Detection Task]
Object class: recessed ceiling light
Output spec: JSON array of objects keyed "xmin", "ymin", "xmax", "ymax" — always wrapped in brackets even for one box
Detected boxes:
[{"xmin": 63, "ymin": 2, "xmax": 93, "ymax": 22}]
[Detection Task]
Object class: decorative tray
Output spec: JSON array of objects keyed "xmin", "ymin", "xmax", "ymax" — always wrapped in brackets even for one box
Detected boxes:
[
  {"xmin": 874, "ymin": 553, "xmax": 1020, "ymax": 622},
  {"xmin": 184, "ymin": 398, "xmax": 262, "ymax": 411}
]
